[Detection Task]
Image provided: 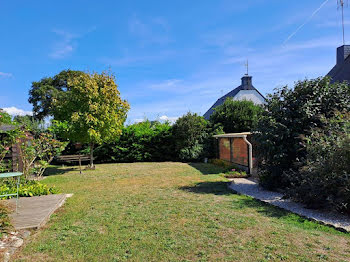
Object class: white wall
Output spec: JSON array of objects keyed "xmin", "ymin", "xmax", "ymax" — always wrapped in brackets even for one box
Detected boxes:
[{"xmin": 233, "ymin": 90, "xmax": 266, "ymax": 105}]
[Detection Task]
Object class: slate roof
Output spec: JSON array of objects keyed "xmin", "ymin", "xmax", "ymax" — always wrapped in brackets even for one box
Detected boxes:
[
  {"xmin": 0, "ymin": 124, "xmax": 16, "ymax": 132},
  {"xmin": 327, "ymin": 45, "xmax": 350, "ymax": 83},
  {"xmin": 203, "ymin": 75, "xmax": 265, "ymax": 120}
]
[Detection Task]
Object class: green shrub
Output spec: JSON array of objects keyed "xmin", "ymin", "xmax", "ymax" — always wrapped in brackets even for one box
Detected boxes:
[
  {"xmin": 284, "ymin": 112, "xmax": 350, "ymax": 213},
  {"xmin": 0, "ymin": 179, "xmax": 58, "ymax": 198},
  {"xmin": 224, "ymin": 168, "xmax": 248, "ymax": 178},
  {"xmin": 255, "ymin": 78, "xmax": 350, "ymax": 190},
  {"xmin": 210, "ymin": 99, "xmax": 263, "ymax": 133},
  {"xmin": 172, "ymin": 112, "xmax": 209, "ymax": 161},
  {"xmin": 0, "ymin": 202, "xmax": 11, "ymax": 236},
  {"xmin": 94, "ymin": 120, "xmax": 175, "ymax": 163}
]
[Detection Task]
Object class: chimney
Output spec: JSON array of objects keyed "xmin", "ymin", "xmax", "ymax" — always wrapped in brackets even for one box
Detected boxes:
[
  {"xmin": 337, "ymin": 45, "xmax": 350, "ymax": 65},
  {"xmin": 241, "ymin": 75, "xmax": 252, "ymax": 88}
]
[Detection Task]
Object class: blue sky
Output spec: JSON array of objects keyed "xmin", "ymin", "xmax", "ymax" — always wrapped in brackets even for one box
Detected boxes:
[{"xmin": 0, "ymin": 0, "xmax": 348, "ymax": 123}]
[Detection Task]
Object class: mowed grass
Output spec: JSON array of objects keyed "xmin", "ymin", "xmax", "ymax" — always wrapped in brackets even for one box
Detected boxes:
[{"xmin": 14, "ymin": 162, "xmax": 350, "ymax": 262}]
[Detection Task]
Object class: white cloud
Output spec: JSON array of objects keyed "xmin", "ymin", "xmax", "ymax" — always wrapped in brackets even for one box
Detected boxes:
[
  {"xmin": 0, "ymin": 72, "xmax": 13, "ymax": 78},
  {"xmin": 150, "ymin": 79, "xmax": 182, "ymax": 89},
  {"xmin": 3, "ymin": 107, "xmax": 33, "ymax": 116},
  {"xmin": 49, "ymin": 27, "xmax": 96, "ymax": 59},
  {"xmin": 159, "ymin": 115, "xmax": 178, "ymax": 123},
  {"xmin": 49, "ymin": 30, "xmax": 77, "ymax": 59},
  {"xmin": 128, "ymin": 16, "xmax": 171, "ymax": 45}
]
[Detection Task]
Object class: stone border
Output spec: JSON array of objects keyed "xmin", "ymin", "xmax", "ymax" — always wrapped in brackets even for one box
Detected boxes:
[
  {"xmin": 0, "ymin": 193, "xmax": 73, "ymax": 261},
  {"xmin": 228, "ymin": 178, "xmax": 350, "ymax": 232}
]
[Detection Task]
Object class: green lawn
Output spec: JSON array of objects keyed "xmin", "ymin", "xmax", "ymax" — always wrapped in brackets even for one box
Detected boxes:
[{"xmin": 14, "ymin": 162, "xmax": 350, "ymax": 262}]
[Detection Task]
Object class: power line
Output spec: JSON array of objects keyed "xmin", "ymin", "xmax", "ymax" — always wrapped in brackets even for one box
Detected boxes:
[{"xmin": 283, "ymin": 0, "xmax": 330, "ymax": 45}]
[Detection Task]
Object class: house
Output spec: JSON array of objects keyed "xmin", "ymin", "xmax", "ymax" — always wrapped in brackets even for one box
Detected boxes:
[
  {"xmin": 327, "ymin": 45, "xmax": 350, "ymax": 82},
  {"xmin": 203, "ymin": 74, "xmax": 266, "ymax": 120}
]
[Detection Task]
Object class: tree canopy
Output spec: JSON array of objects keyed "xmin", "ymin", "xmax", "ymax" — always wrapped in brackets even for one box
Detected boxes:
[
  {"xmin": 51, "ymin": 71, "xmax": 130, "ymax": 167},
  {"xmin": 29, "ymin": 70, "xmax": 84, "ymax": 120},
  {"xmin": 209, "ymin": 99, "xmax": 263, "ymax": 133},
  {"xmin": 172, "ymin": 112, "xmax": 209, "ymax": 161}
]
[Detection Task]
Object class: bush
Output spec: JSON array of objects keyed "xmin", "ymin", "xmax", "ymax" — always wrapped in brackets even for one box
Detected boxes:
[
  {"xmin": 0, "ymin": 202, "xmax": 11, "ymax": 236},
  {"xmin": 94, "ymin": 114, "xmax": 219, "ymax": 163},
  {"xmin": 210, "ymin": 99, "xmax": 263, "ymax": 133},
  {"xmin": 284, "ymin": 112, "xmax": 350, "ymax": 213},
  {"xmin": 172, "ymin": 113, "xmax": 209, "ymax": 161},
  {"xmin": 0, "ymin": 179, "xmax": 58, "ymax": 198},
  {"xmin": 255, "ymin": 78, "xmax": 350, "ymax": 190},
  {"xmin": 94, "ymin": 121, "xmax": 175, "ymax": 163}
]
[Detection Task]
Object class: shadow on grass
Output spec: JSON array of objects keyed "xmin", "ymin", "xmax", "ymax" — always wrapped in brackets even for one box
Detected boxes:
[
  {"xmin": 180, "ymin": 181, "xmax": 232, "ymax": 195},
  {"xmin": 44, "ymin": 166, "xmax": 78, "ymax": 176},
  {"xmin": 235, "ymin": 197, "xmax": 291, "ymax": 219},
  {"xmin": 181, "ymin": 181, "xmax": 292, "ymax": 219},
  {"xmin": 189, "ymin": 163, "xmax": 226, "ymax": 175}
]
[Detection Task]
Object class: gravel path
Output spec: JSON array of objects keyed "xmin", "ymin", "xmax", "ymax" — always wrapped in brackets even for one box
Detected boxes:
[{"xmin": 228, "ymin": 178, "xmax": 350, "ymax": 232}]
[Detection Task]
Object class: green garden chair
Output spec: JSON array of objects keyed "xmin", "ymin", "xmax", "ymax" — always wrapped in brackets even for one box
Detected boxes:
[{"xmin": 0, "ymin": 172, "xmax": 22, "ymax": 212}]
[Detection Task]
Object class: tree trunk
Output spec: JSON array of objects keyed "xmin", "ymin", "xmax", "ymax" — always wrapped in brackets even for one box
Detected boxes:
[{"xmin": 90, "ymin": 143, "xmax": 94, "ymax": 168}]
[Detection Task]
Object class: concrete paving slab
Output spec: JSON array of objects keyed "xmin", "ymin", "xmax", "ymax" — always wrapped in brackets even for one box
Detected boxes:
[
  {"xmin": 229, "ymin": 178, "xmax": 350, "ymax": 232},
  {"xmin": 7, "ymin": 194, "xmax": 69, "ymax": 230}
]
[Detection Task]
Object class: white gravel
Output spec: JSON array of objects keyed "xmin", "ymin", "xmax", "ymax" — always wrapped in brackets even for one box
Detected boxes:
[{"xmin": 228, "ymin": 178, "xmax": 350, "ymax": 232}]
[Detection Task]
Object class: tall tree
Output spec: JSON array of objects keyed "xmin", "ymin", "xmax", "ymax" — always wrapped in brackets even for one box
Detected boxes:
[
  {"xmin": 210, "ymin": 99, "xmax": 263, "ymax": 133},
  {"xmin": 172, "ymin": 112, "xmax": 209, "ymax": 161},
  {"xmin": 29, "ymin": 70, "xmax": 84, "ymax": 120},
  {"xmin": 52, "ymin": 71, "xmax": 129, "ymax": 167}
]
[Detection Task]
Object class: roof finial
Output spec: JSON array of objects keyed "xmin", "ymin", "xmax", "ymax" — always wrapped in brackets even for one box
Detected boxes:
[
  {"xmin": 338, "ymin": 0, "xmax": 348, "ymax": 45},
  {"xmin": 245, "ymin": 59, "xmax": 249, "ymax": 75}
]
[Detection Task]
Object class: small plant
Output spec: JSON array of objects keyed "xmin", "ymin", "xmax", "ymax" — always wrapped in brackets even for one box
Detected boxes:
[
  {"xmin": 19, "ymin": 132, "xmax": 67, "ymax": 178},
  {"xmin": 0, "ymin": 202, "xmax": 11, "ymax": 237},
  {"xmin": 0, "ymin": 178, "xmax": 58, "ymax": 199},
  {"xmin": 224, "ymin": 168, "xmax": 248, "ymax": 178}
]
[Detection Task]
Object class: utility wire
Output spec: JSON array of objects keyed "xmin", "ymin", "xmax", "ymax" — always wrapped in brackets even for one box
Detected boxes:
[{"xmin": 283, "ymin": 0, "xmax": 330, "ymax": 45}]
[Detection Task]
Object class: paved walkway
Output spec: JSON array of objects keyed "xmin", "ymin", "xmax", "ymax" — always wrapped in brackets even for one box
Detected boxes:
[
  {"xmin": 7, "ymin": 194, "xmax": 69, "ymax": 230},
  {"xmin": 228, "ymin": 178, "xmax": 350, "ymax": 232}
]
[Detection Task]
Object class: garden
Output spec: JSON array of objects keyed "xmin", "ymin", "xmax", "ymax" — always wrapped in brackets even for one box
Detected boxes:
[
  {"xmin": 11, "ymin": 162, "xmax": 350, "ymax": 261},
  {"xmin": 0, "ymin": 70, "xmax": 349, "ymax": 261}
]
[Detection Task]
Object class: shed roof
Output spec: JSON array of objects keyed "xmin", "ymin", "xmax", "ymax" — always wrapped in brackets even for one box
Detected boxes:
[
  {"xmin": 213, "ymin": 132, "xmax": 251, "ymax": 138},
  {"xmin": 0, "ymin": 124, "xmax": 16, "ymax": 132}
]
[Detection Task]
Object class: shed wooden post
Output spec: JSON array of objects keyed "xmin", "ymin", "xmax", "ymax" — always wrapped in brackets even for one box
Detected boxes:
[{"xmin": 229, "ymin": 138, "xmax": 233, "ymax": 163}]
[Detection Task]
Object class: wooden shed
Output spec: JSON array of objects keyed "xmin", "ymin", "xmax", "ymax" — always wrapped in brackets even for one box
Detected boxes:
[
  {"xmin": 213, "ymin": 132, "xmax": 257, "ymax": 175},
  {"xmin": 0, "ymin": 124, "xmax": 34, "ymax": 172}
]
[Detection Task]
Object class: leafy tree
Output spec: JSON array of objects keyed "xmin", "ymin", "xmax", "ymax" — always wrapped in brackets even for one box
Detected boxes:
[
  {"xmin": 29, "ymin": 70, "xmax": 84, "ymax": 120},
  {"xmin": 0, "ymin": 110, "xmax": 12, "ymax": 125},
  {"xmin": 19, "ymin": 132, "xmax": 66, "ymax": 178},
  {"xmin": 0, "ymin": 110, "xmax": 17, "ymax": 172},
  {"xmin": 13, "ymin": 115, "xmax": 44, "ymax": 135},
  {"xmin": 172, "ymin": 112, "xmax": 209, "ymax": 161},
  {"xmin": 255, "ymin": 77, "xmax": 350, "ymax": 190},
  {"xmin": 209, "ymin": 99, "xmax": 263, "ymax": 133},
  {"xmin": 52, "ymin": 71, "xmax": 130, "ymax": 167}
]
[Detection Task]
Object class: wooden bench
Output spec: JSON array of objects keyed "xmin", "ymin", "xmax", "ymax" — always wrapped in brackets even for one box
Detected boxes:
[{"xmin": 56, "ymin": 155, "xmax": 92, "ymax": 174}]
